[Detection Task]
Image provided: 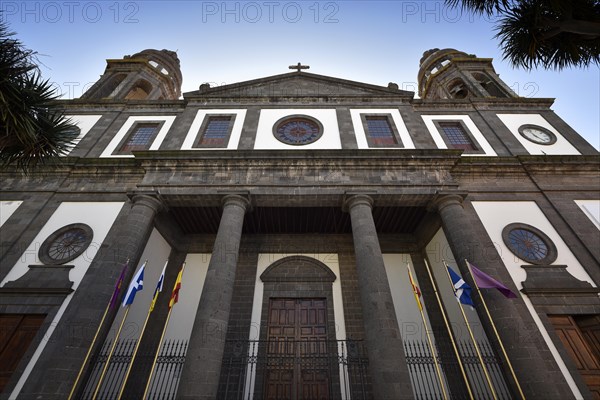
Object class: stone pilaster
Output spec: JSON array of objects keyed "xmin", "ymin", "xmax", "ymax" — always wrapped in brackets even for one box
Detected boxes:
[
  {"xmin": 431, "ymin": 193, "xmax": 575, "ymax": 400},
  {"xmin": 177, "ymin": 195, "xmax": 249, "ymax": 400},
  {"xmin": 345, "ymin": 194, "xmax": 413, "ymax": 400},
  {"xmin": 17, "ymin": 192, "xmax": 163, "ymax": 400}
]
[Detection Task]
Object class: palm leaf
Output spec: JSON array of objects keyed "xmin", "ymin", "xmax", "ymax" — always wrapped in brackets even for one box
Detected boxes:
[
  {"xmin": 0, "ymin": 19, "xmax": 76, "ymax": 172},
  {"xmin": 495, "ymin": 0, "xmax": 600, "ymax": 69}
]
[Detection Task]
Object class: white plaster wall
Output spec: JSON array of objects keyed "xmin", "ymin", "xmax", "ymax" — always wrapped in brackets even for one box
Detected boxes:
[
  {"xmin": 425, "ymin": 228, "xmax": 487, "ymax": 342},
  {"xmin": 181, "ymin": 110, "xmax": 246, "ymax": 150},
  {"xmin": 472, "ymin": 201, "xmax": 596, "ymax": 288},
  {"xmin": 384, "ymin": 254, "xmax": 449, "ymax": 400},
  {"xmin": 254, "ymin": 109, "xmax": 341, "ymax": 149},
  {"xmin": 4, "ymin": 201, "xmax": 124, "ymax": 400},
  {"xmin": 496, "ymin": 113, "xmax": 580, "ymax": 155},
  {"xmin": 107, "ymin": 229, "xmax": 172, "ymax": 340},
  {"xmin": 349, "ymin": 109, "xmax": 415, "ymax": 149},
  {"xmin": 100, "ymin": 115, "xmax": 176, "ymax": 158},
  {"xmin": 0, "ymin": 201, "xmax": 22, "ymax": 227},
  {"xmin": 63, "ymin": 114, "xmax": 102, "ymax": 155},
  {"xmin": 1, "ymin": 202, "xmax": 123, "ymax": 289},
  {"xmin": 575, "ymin": 200, "xmax": 600, "ymax": 230},
  {"xmin": 383, "ymin": 254, "xmax": 433, "ymax": 341},
  {"xmin": 421, "ymin": 115, "xmax": 497, "ymax": 156},
  {"xmin": 164, "ymin": 253, "xmax": 211, "ymax": 340},
  {"xmin": 472, "ymin": 200, "xmax": 592, "ymax": 399}
]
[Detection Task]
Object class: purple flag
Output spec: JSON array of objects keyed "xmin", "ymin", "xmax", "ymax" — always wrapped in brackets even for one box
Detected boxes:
[
  {"xmin": 109, "ymin": 261, "xmax": 129, "ymax": 308},
  {"xmin": 467, "ymin": 261, "xmax": 517, "ymax": 298}
]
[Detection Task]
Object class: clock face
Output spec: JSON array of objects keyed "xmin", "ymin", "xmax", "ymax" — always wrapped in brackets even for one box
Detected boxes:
[
  {"xmin": 518, "ymin": 125, "xmax": 556, "ymax": 145},
  {"xmin": 274, "ymin": 116, "xmax": 323, "ymax": 145}
]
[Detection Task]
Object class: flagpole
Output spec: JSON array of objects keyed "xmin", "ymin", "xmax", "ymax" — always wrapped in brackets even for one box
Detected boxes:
[
  {"xmin": 91, "ymin": 305, "xmax": 131, "ymax": 400},
  {"xmin": 67, "ymin": 259, "xmax": 129, "ymax": 400},
  {"xmin": 117, "ymin": 259, "xmax": 169, "ymax": 399},
  {"xmin": 465, "ymin": 259, "xmax": 526, "ymax": 400},
  {"xmin": 142, "ymin": 262, "xmax": 186, "ymax": 400},
  {"xmin": 423, "ymin": 258, "xmax": 474, "ymax": 400},
  {"xmin": 407, "ymin": 263, "xmax": 448, "ymax": 400},
  {"xmin": 116, "ymin": 303, "xmax": 153, "ymax": 399},
  {"xmin": 443, "ymin": 260, "xmax": 498, "ymax": 400},
  {"xmin": 67, "ymin": 301, "xmax": 112, "ymax": 400}
]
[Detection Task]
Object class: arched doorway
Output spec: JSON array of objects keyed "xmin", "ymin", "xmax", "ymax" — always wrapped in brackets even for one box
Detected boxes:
[{"xmin": 259, "ymin": 256, "xmax": 338, "ymax": 400}]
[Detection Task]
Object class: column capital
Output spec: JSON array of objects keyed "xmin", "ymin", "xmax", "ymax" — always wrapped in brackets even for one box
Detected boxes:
[
  {"xmin": 428, "ymin": 192, "xmax": 467, "ymax": 213},
  {"xmin": 222, "ymin": 194, "xmax": 251, "ymax": 213},
  {"xmin": 343, "ymin": 193, "xmax": 374, "ymax": 212},
  {"xmin": 128, "ymin": 191, "xmax": 164, "ymax": 213}
]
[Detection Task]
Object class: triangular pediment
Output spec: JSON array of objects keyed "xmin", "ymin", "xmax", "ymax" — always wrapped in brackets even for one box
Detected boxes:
[{"xmin": 183, "ymin": 71, "xmax": 414, "ymax": 99}]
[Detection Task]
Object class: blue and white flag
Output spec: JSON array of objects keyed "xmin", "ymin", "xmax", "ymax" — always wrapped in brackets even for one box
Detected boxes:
[
  {"xmin": 447, "ymin": 266, "xmax": 474, "ymax": 307},
  {"xmin": 122, "ymin": 261, "xmax": 146, "ymax": 307},
  {"xmin": 149, "ymin": 261, "xmax": 167, "ymax": 312}
]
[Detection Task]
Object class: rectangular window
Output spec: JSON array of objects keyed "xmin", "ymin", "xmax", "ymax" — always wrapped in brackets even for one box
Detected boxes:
[
  {"xmin": 439, "ymin": 122, "xmax": 477, "ymax": 151},
  {"xmin": 118, "ymin": 123, "xmax": 160, "ymax": 154},
  {"xmin": 194, "ymin": 116, "xmax": 235, "ymax": 148},
  {"xmin": 365, "ymin": 116, "xmax": 398, "ymax": 147}
]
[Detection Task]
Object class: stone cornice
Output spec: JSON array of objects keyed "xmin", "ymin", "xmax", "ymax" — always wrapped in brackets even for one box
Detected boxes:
[
  {"xmin": 55, "ymin": 99, "xmax": 186, "ymax": 110},
  {"xmin": 183, "ymin": 70, "xmax": 414, "ymax": 98},
  {"xmin": 132, "ymin": 148, "xmax": 464, "ymax": 162},
  {"xmin": 412, "ymin": 97, "xmax": 555, "ymax": 109},
  {"xmin": 455, "ymin": 154, "xmax": 600, "ymax": 170}
]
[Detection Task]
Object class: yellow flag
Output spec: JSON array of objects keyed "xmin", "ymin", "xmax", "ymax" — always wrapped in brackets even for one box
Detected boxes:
[
  {"xmin": 168, "ymin": 267, "xmax": 183, "ymax": 309},
  {"xmin": 407, "ymin": 265, "xmax": 422, "ymax": 311}
]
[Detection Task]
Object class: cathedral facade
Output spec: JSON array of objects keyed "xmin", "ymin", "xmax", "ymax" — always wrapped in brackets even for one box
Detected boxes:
[{"xmin": 1, "ymin": 48, "xmax": 599, "ymax": 400}]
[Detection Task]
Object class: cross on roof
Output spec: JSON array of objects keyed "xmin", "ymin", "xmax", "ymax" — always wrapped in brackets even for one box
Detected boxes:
[{"xmin": 289, "ymin": 62, "xmax": 310, "ymax": 72}]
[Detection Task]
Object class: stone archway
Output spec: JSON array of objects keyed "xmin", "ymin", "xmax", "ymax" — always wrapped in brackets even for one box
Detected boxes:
[{"xmin": 258, "ymin": 256, "xmax": 339, "ymax": 400}]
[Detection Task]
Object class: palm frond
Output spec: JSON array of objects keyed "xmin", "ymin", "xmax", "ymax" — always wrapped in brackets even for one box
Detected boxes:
[
  {"xmin": 495, "ymin": 0, "xmax": 600, "ymax": 69},
  {"xmin": 445, "ymin": 0, "xmax": 512, "ymax": 15},
  {"xmin": 0, "ymin": 18, "xmax": 75, "ymax": 173}
]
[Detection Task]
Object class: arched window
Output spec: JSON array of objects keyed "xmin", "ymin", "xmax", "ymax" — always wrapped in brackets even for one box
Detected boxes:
[
  {"xmin": 96, "ymin": 74, "xmax": 126, "ymax": 98},
  {"xmin": 447, "ymin": 79, "xmax": 469, "ymax": 99},
  {"xmin": 472, "ymin": 72, "xmax": 508, "ymax": 98},
  {"xmin": 124, "ymin": 79, "xmax": 153, "ymax": 100}
]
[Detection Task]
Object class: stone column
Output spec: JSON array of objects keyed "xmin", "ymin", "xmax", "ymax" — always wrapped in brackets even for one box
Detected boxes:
[
  {"xmin": 345, "ymin": 194, "xmax": 413, "ymax": 400},
  {"xmin": 432, "ymin": 193, "xmax": 574, "ymax": 399},
  {"xmin": 19, "ymin": 192, "xmax": 163, "ymax": 400},
  {"xmin": 118, "ymin": 192, "xmax": 165, "ymax": 265},
  {"xmin": 177, "ymin": 195, "xmax": 249, "ymax": 400}
]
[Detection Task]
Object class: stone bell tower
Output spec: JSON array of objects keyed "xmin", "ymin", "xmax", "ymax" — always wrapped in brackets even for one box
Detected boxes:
[
  {"xmin": 418, "ymin": 48, "xmax": 517, "ymax": 100},
  {"xmin": 81, "ymin": 49, "xmax": 182, "ymax": 100}
]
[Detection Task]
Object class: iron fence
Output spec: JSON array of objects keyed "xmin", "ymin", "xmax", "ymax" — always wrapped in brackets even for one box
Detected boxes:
[
  {"xmin": 81, "ymin": 339, "xmax": 187, "ymax": 400},
  {"xmin": 219, "ymin": 339, "xmax": 370, "ymax": 400},
  {"xmin": 81, "ymin": 337, "xmax": 511, "ymax": 400},
  {"xmin": 404, "ymin": 339, "xmax": 512, "ymax": 400}
]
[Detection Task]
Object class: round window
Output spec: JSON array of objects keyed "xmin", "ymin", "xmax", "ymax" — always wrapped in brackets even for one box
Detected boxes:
[
  {"xmin": 501, "ymin": 223, "xmax": 557, "ymax": 265},
  {"xmin": 273, "ymin": 115, "xmax": 323, "ymax": 145},
  {"xmin": 39, "ymin": 223, "xmax": 94, "ymax": 265}
]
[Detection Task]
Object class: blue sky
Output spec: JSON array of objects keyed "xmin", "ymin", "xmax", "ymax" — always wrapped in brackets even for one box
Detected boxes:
[{"xmin": 3, "ymin": 0, "xmax": 598, "ymax": 149}]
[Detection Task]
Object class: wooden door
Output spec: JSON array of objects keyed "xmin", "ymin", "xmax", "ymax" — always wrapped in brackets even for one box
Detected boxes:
[
  {"xmin": 0, "ymin": 314, "xmax": 45, "ymax": 392},
  {"xmin": 549, "ymin": 315, "xmax": 600, "ymax": 399},
  {"xmin": 265, "ymin": 298, "xmax": 329, "ymax": 400}
]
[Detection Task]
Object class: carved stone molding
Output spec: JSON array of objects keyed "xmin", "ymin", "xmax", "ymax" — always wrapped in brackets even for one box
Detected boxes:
[
  {"xmin": 0, "ymin": 265, "xmax": 74, "ymax": 295},
  {"xmin": 260, "ymin": 255, "xmax": 336, "ymax": 283},
  {"xmin": 521, "ymin": 265, "xmax": 600, "ymax": 296}
]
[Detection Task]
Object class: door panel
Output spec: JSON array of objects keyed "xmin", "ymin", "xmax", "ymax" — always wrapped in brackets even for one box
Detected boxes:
[
  {"xmin": 0, "ymin": 314, "xmax": 45, "ymax": 392},
  {"xmin": 549, "ymin": 315, "xmax": 600, "ymax": 399},
  {"xmin": 266, "ymin": 298, "xmax": 329, "ymax": 400}
]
